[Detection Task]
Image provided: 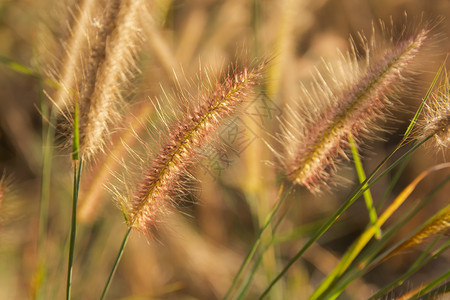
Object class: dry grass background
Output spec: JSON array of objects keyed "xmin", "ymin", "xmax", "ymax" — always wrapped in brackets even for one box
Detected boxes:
[{"xmin": 0, "ymin": 0, "xmax": 449, "ymax": 299}]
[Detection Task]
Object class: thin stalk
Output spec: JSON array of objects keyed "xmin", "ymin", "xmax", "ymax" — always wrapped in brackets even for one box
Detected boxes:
[
  {"xmin": 369, "ymin": 239, "xmax": 450, "ymax": 300},
  {"xmin": 415, "ymin": 281, "xmax": 450, "ymax": 300},
  {"xmin": 349, "ymin": 135, "xmax": 380, "ymax": 239},
  {"xmin": 310, "ymin": 163, "xmax": 450, "ymax": 300},
  {"xmin": 224, "ymin": 182, "xmax": 293, "ymax": 300},
  {"xmin": 66, "ymin": 157, "xmax": 83, "ymax": 300},
  {"xmin": 377, "ymin": 154, "xmax": 411, "ymax": 211},
  {"xmin": 0, "ymin": 56, "xmax": 59, "ymax": 299},
  {"xmin": 72, "ymin": 99, "xmax": 80, "ymax": 161},
  {"xmin": 235, "ymin": 200, "xmax": 288, "ymax": 300},
  {"xmin": 257, "ymin": 66, "xmax": 442, "ymax": 298},
  {"xmin": 100, "ymin": 226, "xmax": 132, "ymax": 300},
  {"xmin": 328, "ymin": 175, "xmax": 450, "ymax": 298},
  {"xmin": 37, "ymin": 81, "xmax": 57, "ymax": 299},
  {"xmin": 0, "ymin": 55, "xmax": 60, "ymax": 88},
  {"xmin": 402, "ymin": 55, "xmax": 446, "ymax": 139},
  {"xmin": 410, "ymin": 268, "xmax": 450, "ymax": 298}
]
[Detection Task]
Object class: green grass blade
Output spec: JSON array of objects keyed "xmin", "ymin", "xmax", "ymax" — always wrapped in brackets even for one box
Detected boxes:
[
  {"xmin": 310, "ymin": 163, "xmax": 450, "ymax": 300},
  {"xmin": 328, "ymin": 175, "xmax": 450, "ymax": 298},
  {"xmin": 72, "ymin": 99, "xmax": 80, "ymax": 161},
  {"xmin": 349, "ymin": 135, "xmax": 381, "ymax": 239},
  {"xmin": 415, "ymin": 281, "xmax": 450, "ymax": 300},
  {"xmin": 234, "ymin": 199, "xmax": 288, "ymax": 300},
  {"xmin": 36, "ymin": 77, "xmax": 57, "ymax": 300},
  {"xmin": 258, "ymin": 136, "xmax": 432, "ymax": 299},
  {"xmin": 66, "ymin": 158, "xmax": 83, "ymax": 300},
  {"xmin": 0, "ymin": 55, "xmax": 60, "ymax": 88},
  {"xmin": 403, "ymin": 58, "xmax": 446, "ymax": 139},
  {"xmin": 224, "ymin": 183, "xmax": 293, "ymax": 300},
  {"xmin": 412, "ymin": 270, "xmax": 450, "ymax": 298},
  {"xmin": 369, "ymin": 239, "xmax": 450, "ymax": 300},
  {"xmin": 377, "ymin": 154, "xmax": 411, "ymax": 211},
  {"xmin": 0, "ymin": 55, "xmax": 39, "ymax": 77}
]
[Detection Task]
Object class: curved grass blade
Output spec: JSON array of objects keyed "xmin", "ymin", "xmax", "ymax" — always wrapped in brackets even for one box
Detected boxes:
[
  {"xmin": 309, "ymin": 163, "xmax": 450, "ymax": 300},
  {"xmin": 349, "ymin": 135, "xmax": 380, "ymax": 239}
]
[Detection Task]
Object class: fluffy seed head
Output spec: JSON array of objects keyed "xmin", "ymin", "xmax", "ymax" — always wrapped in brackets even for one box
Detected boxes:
[
  {"xmin": 419, "ymin": 72, "xmax": 450, "ymax": 151},
  {"xmin": 48, "ymin": 0, "xmax": 146, "ymax": 161},
  {"xmin": 278, "ymin": 20, "xmax": 432, "ymax": 192},
  {"xmin": 389, "ymin": 206, "xmax": 450, "ymax": 257},
  {"xmin": 124, "ymin": 62, "xmax": 266, "ymax": 233}
]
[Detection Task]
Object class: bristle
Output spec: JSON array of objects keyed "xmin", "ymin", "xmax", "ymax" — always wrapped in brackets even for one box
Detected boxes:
[
  {"xmin": 127, "ymin": 63, "xmax": 265, "ymax": 233},
  {"xmin": 79, "ymin": 0, "xmax": 145, "ymax": 159},
  {"xmin": 50, "ymin": 0, "xmax": 146, "ymax": 161},
  {"xmin": 50, "ymin": 0, "xmax": 99, "ymax": 110},
  {"xmin": 419, "ymin": 72, "xmax": 450, "ymax": 151},
  {"xmin": 279, "ymin": 21, "xmax": 431, "ymax": 192},
  {"xmin": 385, "ymin": 206, "xmax": 450, "ymax": 259}
]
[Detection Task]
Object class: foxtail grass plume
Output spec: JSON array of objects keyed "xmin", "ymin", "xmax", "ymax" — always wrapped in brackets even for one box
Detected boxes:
[
  {"xmin": 122, "ymin": 62, "xmax": 266, "ymax": 233},
  {"xmin": 381, "ymin": 206, "xmax": 450, "ymax": 264},
  {"xmin": 279, "ymin": 18, "xmax": 432, "ymax": 191},
  {"xmin": 49, "ymin": 0, "xmax": 146, "ymax": 160},
  {"xmin": 419, "ymin": 71, "xmax": 450, "ymax": 151},
  {"xmin": 396, "ymin": 206, "xmax": 450, "ymax": 252}
]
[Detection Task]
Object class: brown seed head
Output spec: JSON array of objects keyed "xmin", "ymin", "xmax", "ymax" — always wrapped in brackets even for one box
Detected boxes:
[
  {"xmin": 420, "ymin": 72, "xmax": 450, "ymax": 151},
  {"xmin": 279, "ymin": 20, "xmax": 432, "ymax": 192},
  {"xmin": 127, "ymin": 62, "xmax": 266, "ymax": 233},
  {"xmin": 49, "ymin": 0, "xmax": 146, "ymax": 161}
]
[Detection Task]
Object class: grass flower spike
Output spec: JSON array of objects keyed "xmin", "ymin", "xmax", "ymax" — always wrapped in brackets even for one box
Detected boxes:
[
  {"xmin": 419, "ymin": 71, "xmax": 450, "ymax": 150},
  {"xmin": 280, "ymin": 20, "xmax": 432, "ymax": 191},
  {"xmin": 395, "ymin": 206, "xmax": 450, "ymax": 253},
  {"xmin": 50, "ymin": 0, "xmax": 146, "ymax": 160},
  {"xmin": 125, "ymin": 63, "xmax": 266, "ymax": 233}
]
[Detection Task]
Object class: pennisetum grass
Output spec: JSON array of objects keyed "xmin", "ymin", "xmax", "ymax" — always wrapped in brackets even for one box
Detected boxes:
[
  {"xmin": 100, "ymin": 62, "xmax": 266, "ymax": 299},
  {"xmin": 309, "ymin": 162, "xmax": 450, "ymax": 300},
  {"xmin": 3, "ymin": 2, "xmax": 450, "ymax": 299},
  {"xmin": 257, "ymin": 59, "xmax": 450, "ymax": 299},
  {"xmin": 225, "ymin": 18, "xmax": 438, "ymax": 299},
  {"xmin": 44, "ymin": 0, "xmax": 148, "ymax": 298},
  {"xmin": 278, "ymin": 20, "xmax": 431, "ymax": 192},
  {"xmin": 417, "ymin": 69, "xmax": 450, "ymax": 151}
]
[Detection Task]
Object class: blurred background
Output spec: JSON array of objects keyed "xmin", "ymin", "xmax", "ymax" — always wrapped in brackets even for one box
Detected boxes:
[{"xmin": 0, "ymin": 0, "xmax": 449, "ymax": 299}]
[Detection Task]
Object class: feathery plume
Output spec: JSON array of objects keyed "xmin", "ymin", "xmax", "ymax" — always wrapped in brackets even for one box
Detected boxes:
[
  {"xmin": 78, "ymin": 0, "xmax": 146, "ymax": 159},
  {"xmin": 47, "ymin": 0, "xmax": 99, "ymax": 109},
  {"xmin": 123, "ymin": 62, "xmax": 266, "ymax": 233},
  {"xmin": 380, "ymin": 206, "xmax": 450, "ymax": 265},
  {"xmin": 397, "ymin": 206, "xmax": 450, "ymax": 251},
  {"xmin": 49, "ymin": 0, "xmax": 146, "ymax": 160},
  {"xmin": 279, "ymin": 19, "xmax": 432, "ymax": 191},
  {"xmin": 419, "ymin": 71, "xmax": 450, "ymax": 151}
]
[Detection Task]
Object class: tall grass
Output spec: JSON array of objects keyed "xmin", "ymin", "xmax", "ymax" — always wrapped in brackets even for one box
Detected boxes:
[{"xmin": 0, "ymin": 1, "xmax": 449, "ymax": 299}]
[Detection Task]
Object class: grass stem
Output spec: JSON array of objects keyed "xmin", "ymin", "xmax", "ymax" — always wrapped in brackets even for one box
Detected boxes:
[
  {"xmin": 100, "ymin": 226, "xmax": 132, "ymax": 300},
  {"xmin": 224, "ymin": 182, "xmax": 293, "ymax": 300},
  {"xmin": 66, "ymin": 158, "xmax": 83, "ymax": 300}
]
